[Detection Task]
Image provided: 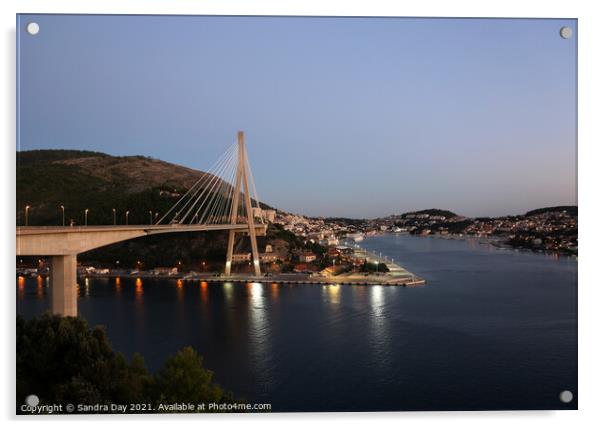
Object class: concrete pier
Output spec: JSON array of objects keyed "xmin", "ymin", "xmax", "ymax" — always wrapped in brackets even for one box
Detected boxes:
[{"xmin": 50, "ymin": 255, "xmax": 78, "ymax": 317}]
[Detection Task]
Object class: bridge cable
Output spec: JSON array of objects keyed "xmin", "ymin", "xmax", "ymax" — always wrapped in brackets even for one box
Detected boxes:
[
  {"xmin": 155, "ymin": 143, "xmax": 236, "ymax": 225},
  {"xmin": 188, "ymin": 145, "xmax": 238, "ymax": 224}
]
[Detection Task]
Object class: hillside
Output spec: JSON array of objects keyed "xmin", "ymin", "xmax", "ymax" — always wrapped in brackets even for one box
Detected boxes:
[
  {"xmin": 16, "ymin": 150, "xmax": 216, "ymax": 226},
  {"xmin": 16, "ymin": 149, "xmax": 281, "ymax": 269}
]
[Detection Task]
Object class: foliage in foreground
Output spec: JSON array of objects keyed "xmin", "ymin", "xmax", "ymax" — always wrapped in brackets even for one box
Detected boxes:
[{"xmin": 16, "ymin": 314, "xmax": 236, "ymax": 413}]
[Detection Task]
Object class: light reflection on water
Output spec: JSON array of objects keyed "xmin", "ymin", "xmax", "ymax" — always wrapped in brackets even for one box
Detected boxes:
[
  {"xmin": 36, "ymin": 276, "xmax": 45, "ymax": 300},
  {"xmin": 247, "ymin": 282, "xmax": 273, "ymax": 391},
  {"xmin": 223, "ymin": 282, "xmax": 233, "ymax": 302},
  {"xmin": 176, "ymin": 279, "xmax": 184, "ymax": 303},
  {"xmin": 322, "ymin": 284, "xmax": 341, "ymax": 306},
  {"xmin": 369, "ymin": 285, "xmax": 392, "ymax": 373},
  {"xmin": 135, "ymin": 278, "xmax": 144, "ymax": 302},
  {"xmin": 270, "ymin": 283, "xmax": 279, "ymax": 300},
  {"xmin": 133, "ymin": 278, "xmax": 146, "ymax": 340},
  {"xmin": 200, "ymin": 281, "xmax": 208, "ymax": 303},
  {"xmin": 328, "ymin": 284, "xmax": 340, "ymax": 305},
  {"xmin": 18, "ymin": 276, "xmax": 25, "ymax": 300}
]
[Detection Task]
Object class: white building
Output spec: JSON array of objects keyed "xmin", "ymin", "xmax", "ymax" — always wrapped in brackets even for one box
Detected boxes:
[
  {"xmin": 263, "ymin": 209, "xmax": 276, "ymax": 222},
  {"xmin": 252, "ymin": 207, "xmax": 277, "ymax": 223}
]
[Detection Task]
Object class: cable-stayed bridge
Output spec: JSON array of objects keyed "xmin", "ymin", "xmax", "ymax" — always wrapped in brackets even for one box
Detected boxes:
[{"xmin": 16, "ymin": 131, "xmax": 267, "ymax": 316}]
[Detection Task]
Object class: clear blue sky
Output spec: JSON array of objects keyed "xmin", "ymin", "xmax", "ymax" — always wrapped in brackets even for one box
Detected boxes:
[{"xmin": 17, "ymin": 15, "xmax": 577, "ymax": 218}]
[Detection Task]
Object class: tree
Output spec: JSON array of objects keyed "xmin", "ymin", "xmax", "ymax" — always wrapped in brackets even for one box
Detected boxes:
[
  {"xmin": 360, "ymin": 261, "xmax": 390, "ymax": 273},
  {"xmin": 154, "ymin": 347, "xmax": 234, "ymax": 406},
  {"xmin": 16, "ymin": 314, "xmax": 237, "ymax": 413},
  {"xmin": 16, "ymin": 314, "xmax": 138, "ymax": 407}
]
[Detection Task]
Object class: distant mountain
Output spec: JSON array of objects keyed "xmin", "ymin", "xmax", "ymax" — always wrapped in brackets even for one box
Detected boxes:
[
  {"xmin": 525, "ymin": 206, "xmax": 577, "ymax": 217},
  {"xmin": 322, "ymin": 217, "xmax": 366, "ymax": 226},
  {"xmin": 402, "ymin": 208, "xmax": 458, "ymax": 218}
]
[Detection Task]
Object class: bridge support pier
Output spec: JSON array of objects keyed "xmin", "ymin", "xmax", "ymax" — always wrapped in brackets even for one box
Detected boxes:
[
  {"xmin": 225, "ymin": 230, "xmax": 235, "ymax": 276},
  {"xmin": 50, "ymin": 255, "xmax": 78, "ymax": 317}
]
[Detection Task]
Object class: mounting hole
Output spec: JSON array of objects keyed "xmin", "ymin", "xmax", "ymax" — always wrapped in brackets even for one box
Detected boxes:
[
  {"xmin": 559, "ymin": 26, "xmax": 573, "ymax": 39},
  {"xmin": 559, "ymin": 390, "xmax": 573, "ymax": 403},
  {"xmin": 26, "ymin": 22, "xmax": 40, "ymax": 35},
  {"xmin": 25, "ymin": 394, "xmax": 39, "ymax": 407}
]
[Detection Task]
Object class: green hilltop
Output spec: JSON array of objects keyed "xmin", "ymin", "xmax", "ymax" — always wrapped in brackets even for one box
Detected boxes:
[
  {"xmin": 525, "ymin": 206, "xmax": 578, "ymax": 217},
  {"xmin": 402, "ymin": 208, "xmax": 457, "ymax": 218},
  {"xmin": 16, "ymin": 149, "xmax": 212, "ymax": 226}
]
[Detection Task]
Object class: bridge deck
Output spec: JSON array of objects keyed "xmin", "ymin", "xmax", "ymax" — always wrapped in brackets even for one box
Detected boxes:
[
  {"xmin": 16, "ymin": 224, "xmax": 267, "ymax": 235},
  {"xmin": 16, "ymin": 223, "xmax": 267, "ymax": 256}
]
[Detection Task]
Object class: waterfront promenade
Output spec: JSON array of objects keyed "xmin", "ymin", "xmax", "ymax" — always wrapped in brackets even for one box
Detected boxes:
[
  {"xmin": 79, "ymin": 243, "xmax": 426, "ymax": 287},
  {"xmin": 82, "ymin": 272, "xmax": 426, "ymax": 287}
]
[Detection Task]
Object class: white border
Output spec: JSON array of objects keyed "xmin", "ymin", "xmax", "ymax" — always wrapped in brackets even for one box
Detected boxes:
[{"xmin": 2, "ymin": 1, "xmax": 601, "ymax": 428}]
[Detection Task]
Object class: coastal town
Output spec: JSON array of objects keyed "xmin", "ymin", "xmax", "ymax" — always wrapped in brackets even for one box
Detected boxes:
[
  {"xmin": 18, "ymin": 205, "xmax": 577, "ymax": 287},
  {"xmin": 272, "ymin": 205, "xmax": 577, "ymax": 257}
]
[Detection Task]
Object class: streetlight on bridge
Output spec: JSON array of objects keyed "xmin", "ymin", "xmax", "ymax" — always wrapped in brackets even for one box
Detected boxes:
[
  {"xmin": 125, "ymin": 210, "xmax": 130, "ymax": 225},
  {"xmin": 112, "ymin": 208, "xmax": 116, "ymax": 225},
  {"xmin": 84, "ymin": 209, "xmax": 89, "ymax": 226},
  {"xmin": 148, "ymin": 210, "xmax": 153, "ymax": 225},
  {"xmin": 25, "ymin": 205, "xmax": 30, "ymax": 226},
  {"xmin": 60, "ymin": 205, "xmax": 65, "ymax": 226}
]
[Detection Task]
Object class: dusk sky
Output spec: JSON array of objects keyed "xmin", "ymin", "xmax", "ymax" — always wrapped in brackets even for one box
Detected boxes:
[{"xmin": 17, "ymin": 15, "xmax": 577, "ymax": 218}]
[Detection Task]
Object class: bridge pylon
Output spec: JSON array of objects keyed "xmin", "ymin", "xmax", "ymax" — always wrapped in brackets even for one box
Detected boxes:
[{"xmin": 225, "ymin": 131, "xmax": 261, "ymax": 277}]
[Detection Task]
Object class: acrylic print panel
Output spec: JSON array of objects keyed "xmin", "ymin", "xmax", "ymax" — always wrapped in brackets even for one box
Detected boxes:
[{"xmin": 16, "ymin": 15, "xmax": 577, "ymax": 414}]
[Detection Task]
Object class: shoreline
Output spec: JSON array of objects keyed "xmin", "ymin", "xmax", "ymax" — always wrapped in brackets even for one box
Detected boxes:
[
  {"xmin": 78, "ymin": 272, "xmax": 426, "ymax": 287},
  {"xmin": 364, "ymin": 232, "xmax": 578, "ymax": 257}
]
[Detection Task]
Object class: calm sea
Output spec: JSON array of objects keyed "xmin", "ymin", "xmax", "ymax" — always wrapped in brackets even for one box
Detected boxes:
[{"xmin": 17, "ymin": 234, "xmax": 578, "ymax": 411}]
